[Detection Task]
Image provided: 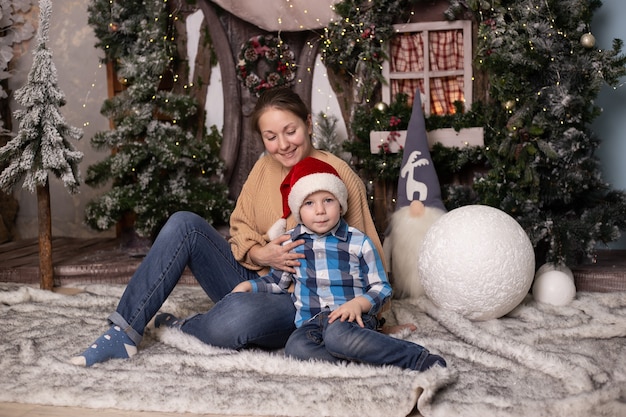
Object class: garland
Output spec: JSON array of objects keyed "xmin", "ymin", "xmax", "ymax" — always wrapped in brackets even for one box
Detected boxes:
[
  {"xmin": 347, "ymin": 94, "xmax": 488, "ymax": 184},
  {"xmin": 320, "ymin": 0, "xmax": 414, "ymax": 101},
  {"xmin": 236, "ymin": 34, "xmax": 296, "ymax": 96}
]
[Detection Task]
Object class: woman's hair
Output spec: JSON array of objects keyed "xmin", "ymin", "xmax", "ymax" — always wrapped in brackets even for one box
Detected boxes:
[{"xmin": 250, "ymin": 88, "xmax": 310, "ymax": 135}]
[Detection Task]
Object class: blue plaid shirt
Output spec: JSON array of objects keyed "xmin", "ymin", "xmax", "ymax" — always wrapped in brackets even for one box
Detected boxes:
[{"xmin": 250, "ymin": 218, "xmax": 392, "ymax": 328}]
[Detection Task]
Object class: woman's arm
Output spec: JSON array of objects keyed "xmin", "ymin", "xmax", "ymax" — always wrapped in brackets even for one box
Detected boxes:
[
  {"xmin": 248, "ymin": 234, "xmax": 305, "ymax": 273},
  {"xmin": 228, "ymin": 156, "xmax": 305, "ymax": 274}
]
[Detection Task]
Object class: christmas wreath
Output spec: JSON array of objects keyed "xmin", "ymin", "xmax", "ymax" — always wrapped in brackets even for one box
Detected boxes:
[{"xmin": 236, "ymin": 34, "xmax": 296, "ymax": 96}]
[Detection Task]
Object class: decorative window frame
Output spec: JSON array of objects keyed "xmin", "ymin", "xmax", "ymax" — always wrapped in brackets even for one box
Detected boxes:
[{"xmin": 382, "ymin": 20, "xmax": 473, "ymax": 116}]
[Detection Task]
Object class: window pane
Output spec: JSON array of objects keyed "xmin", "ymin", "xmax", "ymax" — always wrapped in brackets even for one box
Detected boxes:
[
  {"xmin": 392, "ymin": 79, "xmax": 423, "ymax": 107},
  {"xmin": 385, "ymin": 22, "xmax": 471, "ymax": 116},
  {"xmin": 390, "ymin": 33, "xmax": 423, "ymax": 72},
  {"xmin": 428, "ymin": 29, "xmax": 464, "ymax": 72},
  {"xmin": 430, "ymin": 76, "xmax": 464, "ymax": 115}
]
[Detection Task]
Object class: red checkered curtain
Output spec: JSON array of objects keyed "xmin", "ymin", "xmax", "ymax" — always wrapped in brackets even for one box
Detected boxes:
[
  {"xmin": 390, "ymin": 33, "xmax": 424, "ymax": 108},
  {"xmin": 389, "ymin": 29, "xmax": 464, "ymax": 115},
  {"xmin": 429, "ymin": 30, "xmax": 464, "ymax": 115}
]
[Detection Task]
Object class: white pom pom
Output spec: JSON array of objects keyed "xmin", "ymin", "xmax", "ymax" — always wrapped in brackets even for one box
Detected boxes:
[
  {"xmin": 532, "ymin": 263, "xmax": 576, "ymax": 306},
  {"xmin": 267, "ymin": 218, "xmax": 287, "ymax": 241}
]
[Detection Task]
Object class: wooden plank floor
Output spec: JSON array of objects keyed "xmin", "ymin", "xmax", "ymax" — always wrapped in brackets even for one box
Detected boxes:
[
  {"xmin": 0, "ymin": 237, "xmax": 195, "ymax": 287},
  {"xmin": 571, "ymin": 249, "xmax": 626, "ymax": 292}
]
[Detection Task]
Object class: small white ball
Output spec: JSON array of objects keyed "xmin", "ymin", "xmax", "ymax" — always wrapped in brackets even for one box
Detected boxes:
[
  {"xmin": 418, "ymin": 205, "xmax": 535, "ymax": 321},
  {"xmin": 532, "ymin": 263, "xmax": 576, "ymax": 306}
]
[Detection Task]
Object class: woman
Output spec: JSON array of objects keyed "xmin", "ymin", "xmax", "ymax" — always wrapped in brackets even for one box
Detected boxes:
[{"xmin": 71, "ymin": 87, "xmax": 384, "ymax": 367}]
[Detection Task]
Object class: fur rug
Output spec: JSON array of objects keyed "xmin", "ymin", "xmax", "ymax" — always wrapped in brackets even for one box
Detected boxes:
[{"xmin": 0, "ymin": 283, "xmax": 625, "ymax": 417}]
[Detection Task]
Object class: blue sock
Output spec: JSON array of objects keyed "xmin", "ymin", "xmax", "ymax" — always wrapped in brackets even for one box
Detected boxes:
[
  {"xmin": 419, "ymin": 354, "xmax": 447, "ymax": 371},
  {"xmin": 70, "ymin": 325, "xmax": 137, "ymax": 367},
  {"xmin": 154, "ymin": 313, "xmax": 183, "ymax": 329}
]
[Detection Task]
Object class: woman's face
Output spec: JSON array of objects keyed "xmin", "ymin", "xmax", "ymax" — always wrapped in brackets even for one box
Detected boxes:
[{"xmin": 258, "ymin": 107, "xmax": 313, "ymax": 169}]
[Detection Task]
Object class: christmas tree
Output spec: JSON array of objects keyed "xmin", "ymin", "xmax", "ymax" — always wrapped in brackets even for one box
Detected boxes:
[
  {"xmin": 85, "ymin": 0, "xmax": 232, "ymax": 239},
  {"xmin": 320, "ymin": 0, "xmax": 414, "ymax": 141},
  {"xmin": 0, "ymin": 0, "xmax": 83, "ymax": 290},
  {"xmin": 0, "ymin": 0, "xmax": 36, "ymax": 122},
  {"xmin": 0, "ymin": 0, "xmax": 37, "ymax": 243},
  {"xmin": 447, "ymin": 0, "xmax": 626, "ymax": 265}
]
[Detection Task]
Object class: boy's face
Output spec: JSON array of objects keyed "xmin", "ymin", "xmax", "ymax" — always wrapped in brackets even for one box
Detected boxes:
[{"xmin": 299, "ymin": 190, "xmax": 341, "ymax": 235}]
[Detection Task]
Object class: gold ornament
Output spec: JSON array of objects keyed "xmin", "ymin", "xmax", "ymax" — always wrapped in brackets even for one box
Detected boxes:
[
  {"xmin": 374, "ymin": 102, "xmax": 388, "ymax": 112},
  {"xmin": 580, "ymin": 33, "xmax": 596, "ymax": 49},
  {"xmin": 108, "ymin": 22, "xmax": 119, "ymax": 32},
  {"xmin": 503, "ymin": 100, "xmax": 516, "ymax": 111}
]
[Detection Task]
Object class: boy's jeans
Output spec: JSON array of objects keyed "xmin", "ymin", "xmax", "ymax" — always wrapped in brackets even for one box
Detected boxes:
[{"xmin": 285, "ymin": 311, "xmax": 430, "ymax": 370}]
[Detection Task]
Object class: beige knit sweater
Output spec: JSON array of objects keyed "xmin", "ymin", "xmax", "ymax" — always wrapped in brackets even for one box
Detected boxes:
[{"xmin": 229, "ymin": 149, "xmax": 384, "ymax": 276}]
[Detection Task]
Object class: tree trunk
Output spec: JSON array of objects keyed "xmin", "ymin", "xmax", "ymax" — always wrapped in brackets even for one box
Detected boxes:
[
  {"xmin": 198, "ymin": 1, "xmax": 242, "ymax": 190},
  {"xmin": 36, "ymin": 181, "xmax": 53, "ymax": 290},
  {"xmin": 170, "ymin": 0, "xmax": 213, "ymax": 141},
  {"xmin": 326, "ymin": 70, "xmax": 357, "ymax": 141}
]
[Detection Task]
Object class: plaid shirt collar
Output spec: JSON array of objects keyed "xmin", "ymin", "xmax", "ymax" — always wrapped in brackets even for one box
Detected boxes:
[{"xmin": 290, "ymin": 217, "xmax": 349, "ymax": 241}]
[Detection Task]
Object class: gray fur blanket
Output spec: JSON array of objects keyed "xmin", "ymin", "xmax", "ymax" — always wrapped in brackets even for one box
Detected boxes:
[{"xmin": 0, "ymin": 283, "xmax": 625, "ymax": 417}]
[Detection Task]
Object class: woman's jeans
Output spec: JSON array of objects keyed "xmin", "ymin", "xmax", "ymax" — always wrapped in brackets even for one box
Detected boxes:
[
  {"xmin": 108, "ymin": 211, "xmax": 296, "ymax": 350},
  {"xmin": 284, "ymin": 311, "xmax": 430, "ymax": 370}
]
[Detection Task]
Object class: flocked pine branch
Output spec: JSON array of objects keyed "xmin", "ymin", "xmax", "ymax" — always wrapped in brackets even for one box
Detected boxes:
[
  {"xmin": 0, "ymin": 0, "xmax": 37, "ymax": 105},
  {"xmin": 84, "ymin": 0, "xmax": 232, "ymax": 239},
  {"xmin": 449, "ymin": 0, "xmax": 626, "ymax": 265},
  {"xmin": 0, "ymin": 0, "xmax": 83, "ymax": 194},
  {"xmin": 0, "ymin": 0, "xmax": 83, "ymax": 290}
]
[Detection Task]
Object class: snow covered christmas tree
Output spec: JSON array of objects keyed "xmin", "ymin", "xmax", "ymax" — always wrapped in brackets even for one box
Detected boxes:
[
  {"xmin": 0, "ymin": 0, "xmax": 83, "ymax": 290},
  {"xmin": 448, "ymin": 0, "xmax": 626, "ymax": 266},
  {"xmin": 85, "ymin": 0, "xmax": 232, "ymax": 240}
]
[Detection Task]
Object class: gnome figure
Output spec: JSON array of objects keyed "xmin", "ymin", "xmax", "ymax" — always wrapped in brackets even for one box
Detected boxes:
[{"xmin": 383, "ymin": 90, "xmax": 446, "ymax": 300}]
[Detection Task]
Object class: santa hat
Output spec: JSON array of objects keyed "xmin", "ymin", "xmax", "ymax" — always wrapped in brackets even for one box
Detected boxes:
[{"xmin": 267, "ymin": 157, "xmax": 348, "ymax": 240}]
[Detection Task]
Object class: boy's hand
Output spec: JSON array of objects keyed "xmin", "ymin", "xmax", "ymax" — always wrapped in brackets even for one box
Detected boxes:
[
  {"xmin": 231, "ymin": 281, "xmax": 253, "ymax": 293},
  {"xmin": 328, "ymin": 297, "xmax": 372, "ymax": 328}
]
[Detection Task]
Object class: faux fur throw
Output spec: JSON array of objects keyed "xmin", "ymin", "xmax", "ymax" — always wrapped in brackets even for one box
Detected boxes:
[{"xmin": 0, "ymin": 282, "xmax": 625, "ymax": 417}]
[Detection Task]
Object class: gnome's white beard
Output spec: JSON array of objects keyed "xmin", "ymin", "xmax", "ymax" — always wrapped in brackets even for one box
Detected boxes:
[{"xmin": 384, "ymin": 202, "xmax": 445, "ymax": 300}]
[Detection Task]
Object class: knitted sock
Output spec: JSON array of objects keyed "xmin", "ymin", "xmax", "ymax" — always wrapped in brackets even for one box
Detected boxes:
[
  {"xmin": 419, "ymin": 354, "xmax": 447, "ymax": 371},
  {"xmin": 154, "ymin": 313, "xmax": 183, "ymax": 329},
  {"xmin": 70, "ymin": 325, "xmax": 137, "ymax": 367}
]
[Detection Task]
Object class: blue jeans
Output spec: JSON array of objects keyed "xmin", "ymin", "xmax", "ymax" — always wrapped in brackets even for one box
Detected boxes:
[
  {"xmin": 108, "ymin": 211, "xmax": 296, "ymax": 349},
  {"xmin": 284, "ymin": 311, "xmax": 430, "ymax": 370}
]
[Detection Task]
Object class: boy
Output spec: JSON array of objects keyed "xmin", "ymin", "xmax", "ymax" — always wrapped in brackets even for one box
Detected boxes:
[{"xmin": 231, "ymin": 157, "xmax": 446, "ymax": 371}]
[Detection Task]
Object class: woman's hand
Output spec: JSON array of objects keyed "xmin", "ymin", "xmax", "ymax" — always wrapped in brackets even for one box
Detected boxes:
[
  {"xmin": 249, "ymin": 234, "xmax": 305, "ymax": 273},
  {"xmin": 231, "ymin": 281, "xmax": 252, "ymax": 293},
  {"xmin": 328, "ymin": 297, "xmax": 372, "ymax": 328}
]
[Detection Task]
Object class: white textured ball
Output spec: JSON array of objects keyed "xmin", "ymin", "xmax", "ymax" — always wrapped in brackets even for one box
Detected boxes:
[
  {"xmin": 532, "ymin": 263, "xmax": 576, "ymax": 306},
  {"xmin": 418, "ymin": 205, "xmax": 535, "ymax": 321}
]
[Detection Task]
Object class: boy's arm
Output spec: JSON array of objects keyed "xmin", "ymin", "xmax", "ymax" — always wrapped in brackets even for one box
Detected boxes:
[
  {"xmin": 327, "ymin": 236, "xmax": 391, "ymax": 327},
  {"xmin": 327, "ymin": 296, "xmax": 373, "ymax": 328},
  {"xmin": 232, "ymin": 269, "xmax": 293, "ymax": 294},
  {"xmin": 360, "ymin": 238, "xmax": 393, "ymax": 315}
]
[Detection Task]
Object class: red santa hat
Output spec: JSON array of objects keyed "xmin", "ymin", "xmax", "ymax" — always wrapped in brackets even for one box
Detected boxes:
[{"xmin": 267, "ymin": 157, "xmax": 348, "ymax": 240}]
